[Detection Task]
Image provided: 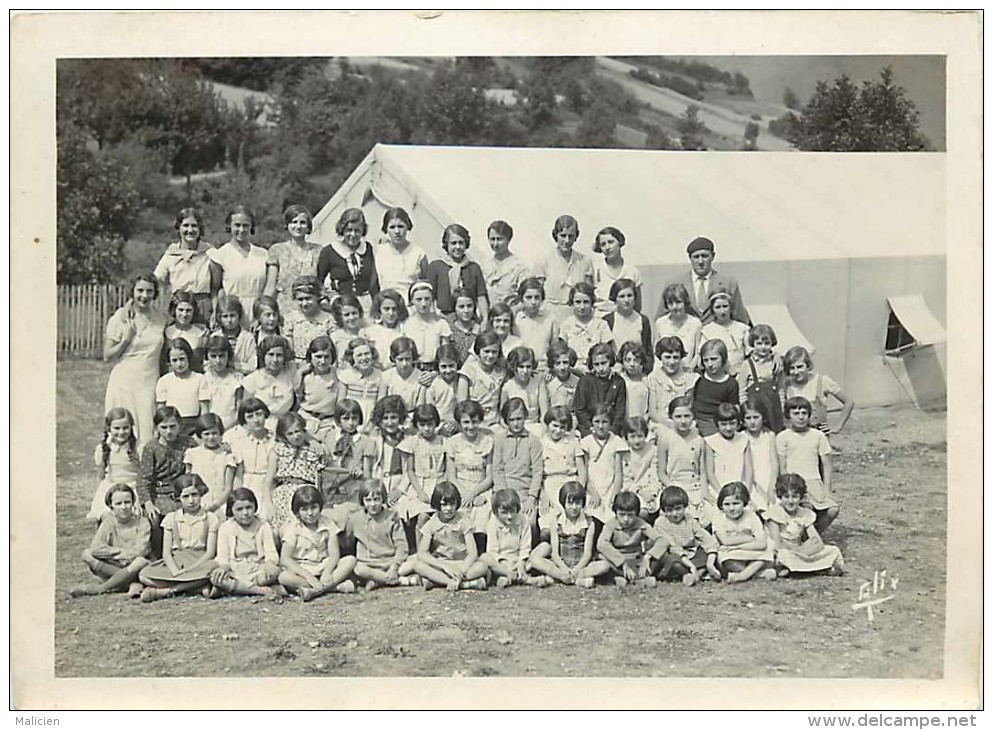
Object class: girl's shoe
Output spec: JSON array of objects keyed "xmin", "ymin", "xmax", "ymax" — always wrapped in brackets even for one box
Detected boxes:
[
  {"xmin": 298, "ymin": 587, "xmax": 318, "ymax": 602},
  {"xmin": 760, "ymin": 568, "xmax": 778, "ymax": 581},
  {"xmin": 682, "ymin": 572, "xmax": 698, "ymax": 586},
  {"xmin": 398, "ymin": 575, "xmax": 422, "ymax": 587},
  {"xmin": 576, "ymin": 577, "xmax": 595, "ymax": 589},
  {"xmin": 495, "ymin": 576, "xmax": 512, "ymax": 589},
  {"xmin": 830, "ymin": 557, "xmax": 845, "ymax": 576},
  {"xmin": 637, "ymin": 577, "xmax": 657, "ymax": 588},
  {"xmin": 335, "ymin": 580, "xmax": 356, "ymax": 594},
  {"xmin": 128, "ymin": 582, "xmax": 145, "ymax": 598},
  {"xmin": 525, "ymin": 575, "xmax": 549, "ymax": 588},
  {"xmin": 69, "ymin": 584, "xmax": 97, "ymax": 598},
  {"xmin": 461, "ymin": 577, "xmax": 487, "ymax": 591},
  {"xmin": 613, "ymin": 577, "xmax": 629, "ymax": 588}
]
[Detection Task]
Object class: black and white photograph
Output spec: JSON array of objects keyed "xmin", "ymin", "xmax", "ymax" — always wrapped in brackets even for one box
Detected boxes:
[{"xmin": 11, "ymin": 9, "xmax": 981, "ymax": 712}]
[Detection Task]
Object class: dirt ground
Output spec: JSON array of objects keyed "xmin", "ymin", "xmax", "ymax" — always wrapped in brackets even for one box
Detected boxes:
[{"xmin": 53, "ymin": 360, "xmax": 947, "ymax": 678}]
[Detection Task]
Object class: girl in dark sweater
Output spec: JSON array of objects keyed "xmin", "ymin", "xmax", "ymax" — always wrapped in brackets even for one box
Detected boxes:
[
  {"xmin": 692, "ymin": 339, "xmax": 740, "ymax": 438},
  {"xmin": 574, "ymin": 343, "xmax": 627, "ymax": 437}
]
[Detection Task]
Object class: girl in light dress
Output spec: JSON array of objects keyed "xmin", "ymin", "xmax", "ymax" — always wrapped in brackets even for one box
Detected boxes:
[
  {"xmin": 592, "ymin": 226, "xmax": 643, "ymax": 316},
  {"xmin": 137, "ymin": 474, "xmax": 219, "ymax": 602},
  {"xmin": 402, "ymin": 280, "xmax": 452, "ymax": 371},
  {"xmin": 698, "ymin": 291, "xmax": 751, "ymax": 377},
  {"xmin": 201, "ymin": 335, "xmax": 243, "ymax": 437},
  {"xmin": 413, "ymin": 483, "xmax": 489, "ymax": 591},
  {"xmin": 537, "ymin": 406, "xmax": 587, "ymax": 533},
  {"xmin": 514, "ymin": 277, "xmax": 558, "ymax": 372},
  {"xmin": 427, "ymin": 344, "xmax": 470, "ymax": 436},
  {"xmin": 241, "ymin": 335, "xmax": 299, "ymax": 423},
  {"xmin": 375, "ymin": 207, "xmax": 429, "ymax": 297},
  {"xmin": 766, "ymin": 474, "xmax": 844, "ymax": 578},
  {"xmin": 703, "ymin": 402, "xmax": 754, "ymax": 504},
  {"xmin": 657, "ymin": 396, "xmax": 710, "ymax": 526},
  {"xmin": 499, "ymin": 346, "xmax": 549, "ymax": 439},
  {"xmin": 334, "ymin": 337, "xmax": 383, "ymax": 425},
  {"xmin": 209, "ymin": 487, "xmax": 283, "ymax": 598},
  {"xmin": 378, "ymin": 336, "xmax": 425, "ymax": 414},
  {"xmin": 545, "ymin": 342, "xmax": 580, "ymax": 411},
  {"xmin": 460, "ymin": 331, "xmax": 506, "ymax": 429},
  {"xmin": 617, "ymin": 341, "xmax": 650, "ymax": 422},
  {"xmin": 87, "ymin": 408, "xmax": 140, "ymax": 523},
  {"xmin": 444, "ymin": 400, "xmax": 494, "ymax": 536},
  {"xmin": 250, "ymin": 296, "xmax": 283, "ymax": 350},
  {"xmin": 161, "ymin": 291, "xmax": 207, "ymax": 374},
  {"xmin": 783, "ymin": 346, "xmax": 855, "ymax": 435},
  {"xmin": 558, "ymin": 281, "xmax": 612, "ymax": 375},
  {"xmin": 486, "ymin": 303, "xmax": 524, "ymax": 361},
  {"xmin": 277, "ymin": 485, "xmax": 357, "ymax": 601},
  {"xmin": 395, "ymin": 404, "xmax": 447, "ymax": 532},
  {"xmin": 209, "ymin": 206, "xmax": 273, "ymax": 329},
  {"xmin": 329, "ymin": 294, "xmax": 366, "ymax": 360},
  {"xmin": 284, "ymin": 275, "xmax": 336, "ymax": 362},
  {"xmin": 710, "ymin": 482, "xmax": 776, "ymax": 584},
  {"xmin": 646, "ymin": 336, "xmax": 698, "ymax": 436},
  {"xmin": 620, "ymin": 416, "xmax": 662, "ymax": 520},
  {"xmin": 580, "ymin": 403, "xmax": 629, "ymax": 524},
  {"xmin": 265, "ymin": 204, "xmax": 323, "ymax": 316},
  {"xmin": 360, "ymin": 289, "xmax": 408, "ymax": 365},
  {"xmin": 213, "ymin": 295, "xmax": 259, "ymax": 376},
  {"xmin": 155, "ymin": 337, "xmax": 208, "ymax": 438},
  {"xmin": 227, "ymin": 398, "xmax": 275, "ymax": 521},
  {"xmin": 653, "ymin": 283, "xmax": 702, "ymax": 372},
  {"xmin": 483, "ymin": 219, "xmax": 528, "ymax": 308},
  {"xmin": 295, "ymin": 336, "xmax": 339, "ymax": 440},
  {"xmin": 183, "ymin": 414, "xmax": 237, "ymax": 515},
  {"xmin": 265, "ymin": 412, "xmax": 325, "ymax": 532},
  {"xmin": 742, "ymin": 396, "xmax": 779, "ymax": 513},
  {"xmin": 71, "ymin": 484, "xmax": 151, "ymax": 598},
  {"xmin": 604, "ymin": 279, "xmax": 652, "ymax": 359},
  {"xmin": 344, "ymin": 479, "xmax": 417, "ymax": 590}
]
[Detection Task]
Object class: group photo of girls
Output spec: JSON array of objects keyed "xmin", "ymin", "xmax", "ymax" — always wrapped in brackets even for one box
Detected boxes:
[{"xmin": 75, "ymin": 203, "xmax": 857, "ymax": 604}]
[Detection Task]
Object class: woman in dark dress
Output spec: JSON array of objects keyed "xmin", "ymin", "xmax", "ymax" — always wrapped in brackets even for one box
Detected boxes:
[{"xmin": 316, "ymin": 208, "xmax": 380, "ymax": 313}]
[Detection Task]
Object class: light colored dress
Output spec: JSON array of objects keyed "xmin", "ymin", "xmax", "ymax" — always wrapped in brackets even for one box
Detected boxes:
[
  {"xmin": 401, "ymin": 314, "xmax": 451, "ymax": 365},
  {"xmin": 375, "ymin": 241, "xmax": 428, "ymax": 296},
  {"xmin": 266, "ymin": 240, "xmax": 322, "ymax": 314},
  {"xmin": 138, "ymin": 509, "xmax": 220, "ymax": 583},
  {"xmin": 104, "ymin": 305, "xmax": 166, "ymax": 448},
  {"xmin": 445, "ymin": 432, "xmax": 494, "ymax": 532},
  {"xmin": 659, "ymin": 428, "xmax": 707, "ymax": 516},
  {"xmin": 785, "ymin": 372, "xmax": 843, "ymax": 429},
  {"xmin": 280, "ymin": 514, "xmax": 341, "ymax": 577},
  {"xmin": 483, "ymin": 254, "xmax": 529, "ymax": 307},
  {"xmin": 241, "ymin": 366, "xmax": 299, "ymax": 419},
  {"xmin": 209, "ymin": 242, "xmax": 270, "ymax": 327},
  {"xmin": 87, "ymin": 442, "xmax": 140, "ymax": 522},
  {"xmin": 215, "ymin": 517, "xmax": 279, "ymax": 585},
  {"xmin": 699, "ymin": 320, "xmax": 751, "ymax": 376},
  {"xmin": 713, "ymin": 508, "xmax": 773, "ymax": 564},
  {"xmin": 380, "ymin": 366, "xmax": 424, "ymax": 412},
  {"xmin": 155, "ymin": 371, "xmax": 207, "ymax": 418},
  {"xmin": 654, "ymin": 314, "xmax": 703, "ymax": 370},
  {"xmin": 621, "ymin": 372, "xmax": 649, "ymax": 421},
  {"xmin": 705, "ymin": 431, "xmax": 750, "ymax": 501},
  {"xmin": 460, "ymin": 359, "xmax": 505, "ymax": 427},
  {"xmin": 201, "ymin": 369, "xmax": 243, "ymax": 435},
  {"xmin": 228, "ymin": 429, "xmax": 275, "ymax": 520},
  {"xmin": 593, "ymin": 259, "xmax": 642, "ymax": 315},
  {"xmin": 776, "ymin": 428, "xmax": 837, "ymax": 510},
  {"xmin": 746, "ymin": 429, "xmax": 777, "ymax": 512},
  {"xmin": 184, "ymin": 445, "xmax": 238, "ymax": 512},
  {"xmin": 500, "ymin": 377, "xmax": 544, "ymax": 438},
  {"xmin": 558, "ymin": 315, "xmax": 612, "ymax": 372},
  {"xmin": 514, "ymin": 309, "xmax": 556, "ymax": 369},
  {"xmin": 269, "ymin": 442, "xmax": 324, "ymax": 531},
  {"xmin": 396, "ymin": 434, "xmax": 447, "ymax": 519},
  {"xmin": 360, "ymin": 322, "xmax": 404, "ymax": 363},
  {"xmin": 335, "ymin": 367, "xmax": 382, "ymax": 424},
  {"xmin": 580, "ymin": 433, "xmax": 628, "ymax": 522},
  {"xmin": 538, "ymin": 434, "xmax": 584, "ymax": 527},
  {"xmin": 623, "ymin": 445, "xmax": 661, "ymax": 513},
  {"xmin": 283, "ymin": 309, "xmax": 336, "ymax": 361},
  {"xmin": 765, "ymin": 503, "xmax": 842, "ymax": 573}
]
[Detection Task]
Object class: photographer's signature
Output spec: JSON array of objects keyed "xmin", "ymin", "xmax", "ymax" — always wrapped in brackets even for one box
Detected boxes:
[{"xmin": 851, "ymin": 569, "xmax": 898, "ymax": 622}]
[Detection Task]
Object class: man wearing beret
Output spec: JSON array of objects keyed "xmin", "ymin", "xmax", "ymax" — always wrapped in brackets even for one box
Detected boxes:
[{"xmin": 656, "ymin": 237, "xmax": 750, "ymax": 325}]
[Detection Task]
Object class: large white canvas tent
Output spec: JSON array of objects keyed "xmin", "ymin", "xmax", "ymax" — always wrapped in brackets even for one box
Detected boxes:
[{"xmin": 313, "ymin": 144, "xmax": 946, "ymax": 409}]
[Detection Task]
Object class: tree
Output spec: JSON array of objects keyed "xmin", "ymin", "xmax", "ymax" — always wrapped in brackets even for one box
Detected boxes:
[
  {"xmin": 787, "ymin": 68, "xmax": 929, "ymax": 151},
  {"xmin": 644, "ymin": 123, "xmax": 674, "ymax": 150},
  {"xmin": 575, "ymin": 98, "xmax": 618, "ymax": 148},
  {"xmin": 418, "ymin": 64, "xmax": 491, "ymax": 145},
  {"xmin": 678, "ymin": 105, "xmax": 707, "ymax": 150},
  {"xmin": 743, "ymin": 121, "xmax": 760, "ymax": 150},
  {"xmin": 519, "ymin": 73, "xmax": 558, "ymax": 131},
  {"xmin": 783, "ymin": 86, "xmax": 800, "ymax": 110},
  {"xmin": 56, "ymin": 120, "xmax": 143, "ymax": 284}
]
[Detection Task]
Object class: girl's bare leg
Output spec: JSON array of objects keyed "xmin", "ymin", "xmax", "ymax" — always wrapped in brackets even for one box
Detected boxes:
[
  {"xmin": 727, "ymin": 560, "xmax": 769, "ymax": 583},
  {"xmin": 528, "ymin": 554, "xmax": 572, "ymax": 583},
  {"xmin": 479, "ymin": 553, "xmax": 512, "ymax": 578},
  {"xmin": 353, "ymin": 562, "xmax": 391, "ymax": 589},
  {"xmin": 414, "ymin": 559, "xmax": 454, "ymax": 589},
  {"xmin": 815, "ymin": 506, "xmax": 839, "ymax": 534}
]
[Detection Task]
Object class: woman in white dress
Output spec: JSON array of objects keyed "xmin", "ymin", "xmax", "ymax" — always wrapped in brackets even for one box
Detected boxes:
[{"xmin": 209, "ymin": 206, "xmax": 274, "ymax": 327}]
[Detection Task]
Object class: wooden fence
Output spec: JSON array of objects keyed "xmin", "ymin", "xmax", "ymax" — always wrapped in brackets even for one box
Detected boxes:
[{"xmin": 57, "ymin": 283, "xmax": 132, "ymax": 358}]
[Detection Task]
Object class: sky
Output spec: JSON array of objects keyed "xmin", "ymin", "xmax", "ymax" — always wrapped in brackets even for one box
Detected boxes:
[{"xmin": 677, "ymin": 55, "xmax": 946, "ymax": 150}]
